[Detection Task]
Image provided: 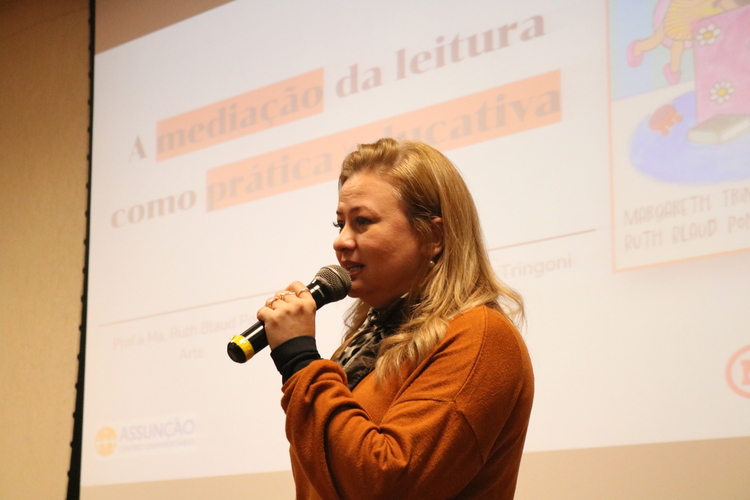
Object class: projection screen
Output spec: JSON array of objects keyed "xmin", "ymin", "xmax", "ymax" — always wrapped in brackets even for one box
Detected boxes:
[{"xmin": 81, "ymin": 0, "xmax": 750, "ymax": 498}]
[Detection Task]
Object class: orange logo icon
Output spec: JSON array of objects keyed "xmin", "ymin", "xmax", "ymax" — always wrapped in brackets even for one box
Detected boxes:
[
  {"xmin": 95, "ymin": 426, "xmax": 118, "ymax": 457},
  {"xmin": 726, "ymin": 345, "xmax": 750, "ymax": 399}
]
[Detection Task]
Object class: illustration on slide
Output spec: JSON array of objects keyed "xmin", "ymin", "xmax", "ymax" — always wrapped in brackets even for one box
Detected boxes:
[
  {"xmin": 619, "ymin": 1, "xmax": 750, "ymax": 184},
  {"xmin": 627, "ymin": 0, "xmax": 727, "ymax": 84},
  {"xmin": 609, "ymin": 0, "xmax": 750, "ymax": 270}
]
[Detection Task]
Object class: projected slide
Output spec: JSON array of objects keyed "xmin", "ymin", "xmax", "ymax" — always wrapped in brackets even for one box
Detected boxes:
[{"xmin": 81, "ymin": 0, "xmax": 750, "ymax": 493}]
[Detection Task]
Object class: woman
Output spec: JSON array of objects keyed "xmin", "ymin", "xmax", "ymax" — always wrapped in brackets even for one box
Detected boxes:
[{"xmin": 258, "ymin": 138, "xmax": 534, "ymax": 499}]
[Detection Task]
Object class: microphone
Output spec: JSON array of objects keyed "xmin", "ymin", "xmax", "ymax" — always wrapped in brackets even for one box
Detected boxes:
[{"xmin": 227, "ymin": 265, "xmax": 352, "ymax": 363}]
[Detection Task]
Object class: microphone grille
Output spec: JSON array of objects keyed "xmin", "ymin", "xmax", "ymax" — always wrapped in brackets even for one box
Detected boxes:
[{"xmin": 315, "ymin": 265, "xmax": 352, "ymax": 301}]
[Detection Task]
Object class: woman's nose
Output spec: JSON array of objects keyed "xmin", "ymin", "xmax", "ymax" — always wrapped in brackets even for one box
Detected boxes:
[{"xmin": 333, "ymin": 226, "xmax": 354, "ymax": 252}]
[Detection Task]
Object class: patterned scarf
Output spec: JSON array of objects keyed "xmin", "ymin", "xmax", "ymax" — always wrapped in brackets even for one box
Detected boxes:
[{"xmin": 336, "ymin": 301, "xmax": 406, "ymax": 390}]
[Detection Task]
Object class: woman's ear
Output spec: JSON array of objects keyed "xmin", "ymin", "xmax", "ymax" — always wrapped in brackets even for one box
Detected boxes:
[{"xmin": 429, "ymin": 217, "xmax": 444, "ymax": 260}]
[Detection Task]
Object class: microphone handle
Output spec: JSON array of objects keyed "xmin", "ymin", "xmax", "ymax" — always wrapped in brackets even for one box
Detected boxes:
[{"xmin": 227, "ymin": 279, "xmax": 329, "ymax": 363}]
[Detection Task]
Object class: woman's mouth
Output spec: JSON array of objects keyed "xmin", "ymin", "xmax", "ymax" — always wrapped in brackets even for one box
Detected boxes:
[{"xmin": 344, "ymin": 263, "xmax": 364, "ymax": 276}]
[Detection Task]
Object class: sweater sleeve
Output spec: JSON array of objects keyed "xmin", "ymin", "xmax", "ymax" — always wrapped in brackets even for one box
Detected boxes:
[{"xmin": 279, "ymin": 307, "xmax": 534, "ymax": 500}]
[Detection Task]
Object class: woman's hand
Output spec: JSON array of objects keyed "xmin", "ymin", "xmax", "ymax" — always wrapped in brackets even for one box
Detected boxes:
[{"xmin": 257, "ymin": 281, "xmax": 317, "ymax": 350}]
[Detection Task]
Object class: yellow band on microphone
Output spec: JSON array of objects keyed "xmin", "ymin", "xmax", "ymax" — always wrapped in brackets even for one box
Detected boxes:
[{"xmin": 230, "ymin": 335, "xmax": 255, "ymax": 361}]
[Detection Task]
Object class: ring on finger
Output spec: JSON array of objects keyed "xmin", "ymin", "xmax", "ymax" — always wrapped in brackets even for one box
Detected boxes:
[{"xmin": 296, "ymin": 288, "xmax": 311, "ymax": 297}]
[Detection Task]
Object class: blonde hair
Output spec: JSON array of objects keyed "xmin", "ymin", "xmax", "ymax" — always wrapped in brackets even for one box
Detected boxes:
[{"xmin": 332, "ymin": 138, "xmax": 524, "ymax": 384}]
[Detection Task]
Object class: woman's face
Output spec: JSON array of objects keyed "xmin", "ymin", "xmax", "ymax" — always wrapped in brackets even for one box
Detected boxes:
[{"xmin": 333, "ymin": 173, "xmax": 427, "ymax": 309}]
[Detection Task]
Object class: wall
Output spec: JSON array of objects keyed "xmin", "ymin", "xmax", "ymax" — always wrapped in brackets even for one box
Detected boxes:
[{"xmin": 0, "ymin": 0, "xmax": 89, "ymax": 498}]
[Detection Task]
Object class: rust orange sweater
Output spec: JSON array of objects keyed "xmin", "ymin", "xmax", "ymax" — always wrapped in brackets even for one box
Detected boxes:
[{"xmin": 280, "ymin": 306, "xmax": 534, "ymax": 499}]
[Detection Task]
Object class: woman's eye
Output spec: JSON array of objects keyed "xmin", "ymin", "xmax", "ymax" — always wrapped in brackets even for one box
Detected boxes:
[{"xmin": 333, "ymin": 217, "xmax": 372, "ymax": 233}]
